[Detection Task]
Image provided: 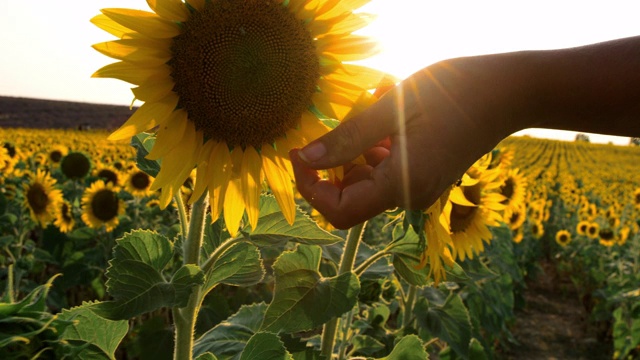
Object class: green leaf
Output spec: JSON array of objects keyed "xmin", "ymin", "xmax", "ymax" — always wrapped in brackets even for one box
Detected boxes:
[
  {"xmin": 379, "ymin": 335, "xmax": 428, "ymax": 360},
  {"xmin": 350, "ymin": 335, "xmax": 385, "ymax": 356},
  {"xmin": 195, "ymin": 354, "xmax": 218, "ymax": 360},
  {"xmin": 89, "ymin": 230, "xmax": 203, "ymax": 320},
  {"xmin": 57, "ymin": 304, "xmax": 128, "ymax": 360},
  {"xmin": 389, "ymin": 228, "xmax": 432, "ymax": 286},
  {"xmin": 194, "ymin": 303, "xmax": 267, "ymax": 359},
  {"xmin": 261, "ymin": 245, "xmax": 360, "ymax": 333},
  {"xmin": 242, "ymin": 195, "xmax": 342, "ymax": 247},
  {"xmin": 204, "ymin": 242, "xmax": 264, "ymax": 293},
  {"xmin": 240, "ymin": 332, "xmax": 293, "ymax": 360},
  {"xmin": 132, "ymin": 132, "xmax": 160, "ymax": 177},
  {"xmin": 111, "ymin": 230, "xmax": 173, "ymax": 272},
  {"xmin": 415, "ymin": 290, "xmax": 471, "ymax": 359}
]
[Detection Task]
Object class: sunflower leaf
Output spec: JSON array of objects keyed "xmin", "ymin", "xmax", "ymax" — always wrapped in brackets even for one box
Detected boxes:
[
  {"xmin": 261, "ymin": 244, "xmax": 360, "ymax": 333},
  {"xmin": 203, "ymin": 241, "xmax": 265, "ymax": 294},
  {"xmin": 193, "ymin": 302, "xmax": 267, "ymax": 359},
  {"xmin": 379, "ymin": 335, "xmax": 429, "ymax": 360},
  {"xmin": 57, "ymin": 304, "xmax": 128, "ymax": 360},
  {"xmin": 242, "ymin": 195, "xmax": 342, "ymax": 247},
  {"xmin": 88, "ymin": 230, "xmax": 204, "ymax": 320},
  {"xmin": 132, "ymin": 132, "xmax": 160, "ymax": 177},
  {"xmin": 240, "ymin": 332, "xmax": 293, "ymax": 360}
]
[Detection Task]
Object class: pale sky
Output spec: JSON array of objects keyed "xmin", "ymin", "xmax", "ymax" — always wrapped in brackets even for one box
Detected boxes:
[{"xmin": 1, "ymin": 0, "xmax": 638, "ymax": 144}]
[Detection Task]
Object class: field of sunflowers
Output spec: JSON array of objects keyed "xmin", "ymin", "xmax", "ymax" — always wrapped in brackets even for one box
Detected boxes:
[{"xmin": 1, "ymin": 126, "xmax": 638, "ymax": 359}]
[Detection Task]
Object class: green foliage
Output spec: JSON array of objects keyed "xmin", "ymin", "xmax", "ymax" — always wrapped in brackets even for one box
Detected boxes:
[{"xmin": 261, "ymin": 244, "xmax": 360, "ymax": 333}]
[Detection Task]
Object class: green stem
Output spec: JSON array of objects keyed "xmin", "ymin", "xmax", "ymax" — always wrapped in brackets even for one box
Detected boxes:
[
  {"xmin": 174, "ymin": 194, "xmax": 189, "ymax": 245},
  {"xmin": 5, "ymin": 264, "xmax": 14, "ymax": 303},
  {"xmin": 354, "ymin": 249, "xmax": 389, "ymax": 276},
  {"xmin": 320, "ymin": 221, "xmax": 367, "ymax": 358},
  {"xmin": 402, "ymin": 285, "xmax": 418, "ymax": 329},
  {"xmin": 201, "ymin": 237, "xmax": 245, "ymax": 276},
  {"xmin": 173, "ymin": 193, "xmax": 208, "ymax": 360}
]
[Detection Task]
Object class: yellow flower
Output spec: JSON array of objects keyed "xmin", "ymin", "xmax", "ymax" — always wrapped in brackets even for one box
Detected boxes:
[
  {"xmin": 576, "ymin": 220, "xmax": 590, "ymax": 236},
  {"xmin": 555, "ymin": 230, "xmax": 571, "ymax": 247},
  {"xmin": 598, "ymin": 228, "xmax": 615, "ymax": 247},
  {"xmin": 54, "ymin": 201, "xmax": 75, "ymax": 233},
  {"xmin": 22, "ymin": 169, "xmax": 63, "ymax": 227},
  {"xmin": 530, "ymin": 221, "xmax": 544, "ymax": 239},
  {"xmin": 586, "ymin": 222, "xmax": 600, "ymax": 239},
  {"xmin": 499, "ymin": 168, "xmax": 527, "ymax": 223},
  {"xmin": 92, "ymin": 0, "xmax": 392, "ymax": 236},
  {"xmin": 81, "ymin": 180, "xmax": 126, "ymax": 232},
  {"xmin": 124, "ymin": 168, "xmax": 154, "ymax": 198}
]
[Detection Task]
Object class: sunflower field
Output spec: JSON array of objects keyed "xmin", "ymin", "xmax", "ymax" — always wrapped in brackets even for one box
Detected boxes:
[{"xmin": 1, "ymin": 126, "xmax": 639, "ymax": 360}]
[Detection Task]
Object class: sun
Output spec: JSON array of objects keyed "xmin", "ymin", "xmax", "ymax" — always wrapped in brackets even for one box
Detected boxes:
[{"xmin": 92, "ymin": 0, "xmax": 393, "ymax": 236}]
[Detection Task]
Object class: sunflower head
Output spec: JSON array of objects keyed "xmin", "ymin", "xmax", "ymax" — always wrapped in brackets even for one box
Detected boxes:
[
  {"xmin": 586, "ymin": 222, "xmax": 600, "ymax": 239},
  {"xmin": 555, "ymin": 230, "xmax": 571, "ymax": 247},
  {"xmin": 54, "ymin": 201, "xmax": 75, "ymax": 233},
  {"xmin": 81, "ymin": 180, "xmax": 125, "ymax": 232},
  {"xmin": 125, "ymin": 169, "xmax": 154, "ymax": 197},
  {"xmin": 61, "ymin": 152, "xmax": 92, "ymax": 180},
  {"xmin": 22, "ymin": 169, "xmax": 63, "ymax": 227},
  {"xmin": 92, "ymin": 0, "xmax": 391, "ymax": 236}
]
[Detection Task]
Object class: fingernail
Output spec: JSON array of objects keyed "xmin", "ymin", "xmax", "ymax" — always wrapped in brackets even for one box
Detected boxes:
[{"xmin": 300, "ymin": 141, "xmax": 326, "ymax": 163}]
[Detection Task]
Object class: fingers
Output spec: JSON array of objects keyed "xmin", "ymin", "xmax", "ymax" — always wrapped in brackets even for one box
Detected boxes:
[
  {"xmin": 290, "ymin": 149, "xmax": 396, "ymax": 229},
  {"xmin": 298, "ymin": 94, "xmax": 399, "ymax": 170}
]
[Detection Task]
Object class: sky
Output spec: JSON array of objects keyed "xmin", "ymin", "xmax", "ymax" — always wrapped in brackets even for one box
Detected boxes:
[{"xmin": 1, "ymin": 0, "xmax": 638, "ymax": 145}]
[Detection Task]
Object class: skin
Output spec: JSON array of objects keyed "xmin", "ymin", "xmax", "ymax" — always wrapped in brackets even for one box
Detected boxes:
[{"xmin": 290, "ymin": 35, "xmax": 640, "ymax": 229}]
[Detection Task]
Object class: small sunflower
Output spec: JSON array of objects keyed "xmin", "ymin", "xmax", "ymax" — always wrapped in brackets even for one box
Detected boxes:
[
  {"xmin": 576, "ymin": 220, "xmax": 590, "ymax": 236},
  {"xmin": 60, "ymin": 151, "xmax": 92, "ymax": 180},
  {"xmin": 586, "ymin": 222, "xmax": 600, "ymax": 239},
  {"xmin": 499, "ymin": 168, "xmax": 527, "ymax": 222},
  {"xmin": 555, "ymin": 230, "xmax": 571, "ymax": 247},
  {"xmin": 512, "ymin": 228, "xmax": 524, "ymax": 244},
  {"xmin": 598, "ymin": 228, "xmax": 615, "ymax": 247},
  {"xmin": 93, "ymin": 165, "xmax": 122, "ymax": 188},
  {"xmin": 22, "ymin": 169, "xmax": 63, "ymax": 227},
  {"xmin": 54, "ymin": 201, "xmax": 75, "ymax": 233},
  {"xmin": 616, "ymin": 227, "xmax": 630, "ymax": 246},
  {"xmin": 48, "ymin": 145, "xmax": 68, "ymax": 166},
  {"xmin": 633, "ymin": 188, "xmax": 640, "ymax": 208},
  {"xmin": 81, "ymin": 180, "xmax": 126, "ymax": 232},
  {"xmin": 125, "ymin": 169, "xmax": 154, "ymax": 197},
  {"xmin": 92, "ymin": 0, "xmax": 392, "ymax": 236},
  {"xmin": 530, "ymin": 221, "xmax": 544, "ymax": 239}
]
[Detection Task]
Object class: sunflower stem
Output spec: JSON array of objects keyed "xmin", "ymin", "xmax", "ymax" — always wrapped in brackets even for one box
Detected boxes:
[
  {"xmin": 174, "ymin": 194, "xmax": 189, "ymax": 246},
  {"xmin": 320, "ymin": 221, "xmax": 367, "ymax": 358},
  {"xmin": 402, "ymin": 284, "xmax": 418, "ymax": 329},
  {"xmin": 173, "ymin": 193, "xmax": 208, "ymax": 360}
]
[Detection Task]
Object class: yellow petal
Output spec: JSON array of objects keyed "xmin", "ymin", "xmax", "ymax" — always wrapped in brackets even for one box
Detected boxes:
[
  {"xmin": 208, "ymin": 142, "xmax": 232, "ymax": 222},
  {"xmin": 316, "ymin": 35, "xmax": 379, "ymax": 61},
  {"xmin": 449, "ymin": 187, "xmax": 478, "ymax": 207},
  {"xmin": 224, "ymin": 149, "xmax": 246, "ymax": 236},
  {"xmin": 108, "ymin": 92, "xmax": 178, "ymax": 141},
  {"xmin": 185, "ymin": 0, "xmax": 205, "ymax": 11},
  {"xmin": 132, "ymin": 76, "xmax": 175, "ymax": 103},
  {"xmin": 312, "ymin": 91, "xmax": 354, "ymax": 121},
  {"xmin": 262, "ymin": 145, "xmax": 295, "ymax": 225},
  {"xmin": 146, "ymin": 0, "xmax": 189, "ymax": 21},
  {"xmin": 92, "ymin": 38, "xmax": 171, "ymax": 65},
  {"xmin": 158, "ymin": 186, "xmax": 174, "ymax": 209},
  {"xmin": 274, "ymin": 137, "xmax": 295, "ymax": 180},
  {"xmin": 92, "ymin": 61, "xmax": 171, "ymax": 86},
  {"xmin": 101, "ymin": 8, "xmax": 181, "ymax": 39},
  {"xmin": 324, "ymin": 13, "xmax": 373, "ymax": 36},
  {"xmin": 324, "ymin": 63, "xmax": 392, "ymax": 91},
  {"xmin": 242, "ymin": 146, "xmax": 263, "ymax": 230},
  {"xmin": 150, "ymin": 121, "xmax": 197, "ymax": 191},
  {"xmin": 298, "ymin": 111, "xmax": 331, "ymax": 143},
  {"xmin": 90, "ymin": 14, "xmax": 139, "ymax": 39},
  {"xmin": 146, "ymin": 109, "xmax": 188, "ymax": 160},
  {"xmin": 189, "ymin": 140, "xmax": 215, "ymax": 204}
]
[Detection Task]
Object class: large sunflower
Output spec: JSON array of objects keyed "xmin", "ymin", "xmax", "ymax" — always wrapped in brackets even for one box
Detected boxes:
[
  {"xmin": 81, "ymin": 180, "xmax": 126, "ymax": 232},
  {"xmin": 92, "ymin": 0, "xmax": 391, "ymax": 235},
  {"xmin": 23, "ymin": 169, "xmax": 64, "ymax": 227},
  {"xmin": 446, "ymin": 155, "xmax": 505, "ymax": 261}
]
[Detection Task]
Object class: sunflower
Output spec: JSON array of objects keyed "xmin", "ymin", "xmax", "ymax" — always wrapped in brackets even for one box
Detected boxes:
[
  {"xmin": 634, "ymin": 188, "xmax": 640, "ymax": 208},
  {"xmin": 512, "ymin": 228, "xmax": 524, "ymax": 244},
  {"xmin": 499, "ymin": 168, "xmax": 527, "ymax": 222},
  {"xmin": 530, "ymin": 221, "xmax": 544, "ymax": 239},
  {"xmin": 54, "ymin": 201, "xmax": 75, "ymax": 233},
  {"xmin": 93, "ymin": 164, "xmax": 122, "ymax": 188},
  {"xmin": 598, "ymin": 228, "xmax": 615, "ymax": 247},
  {"xmin": 60, "ymin": 151, "xmax": 92, "ymax": 180},
  {"xmin": 92, "ymin": 0, "xmax": 392, "ymax": 236},
  {"xmin": 125, "ymin": 169, "xmax": 154, "ymax": 197},
  {"xmin": 81, "ymin": 180, "xmax": 126, "ymax": 232},
  {"xmin": 446, "ymin": 156, "xmax": 505, "ymax": 261},
  {"xmin": 586, "ymin": 222, "xmax": 599, "ymax": 239},
  {"xmin": 48, "ymin": 145, "xmax": 68, "ymax": 166},
  {"xmin": 507, "ymin": 203, "xmax": 526, "ymax": 231},
  {"xmin": 22, "ymin": 169, "xmax": 63, "ymax": 227},
  {"xmin": 555, "ymin": 230, "xmax": 571, "ymax": 247},
  {"xmin": 416, "ymin": 187, "xmax": 455, "ymax": 285},
  {"xmin": 576, "ymin": 220, "xmax": 590, "ymax": 236}
]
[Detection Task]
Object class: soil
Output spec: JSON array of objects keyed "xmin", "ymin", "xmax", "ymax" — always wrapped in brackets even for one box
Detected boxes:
[{"xmin": 502, "ymin": 261, "xmax": 612, "ymax": 360}]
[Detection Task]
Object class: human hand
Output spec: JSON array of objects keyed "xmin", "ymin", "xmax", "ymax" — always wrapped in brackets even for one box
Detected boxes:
[{"xmin": 290, "ymin": 59, "xmax": 521, "ymax": 229}]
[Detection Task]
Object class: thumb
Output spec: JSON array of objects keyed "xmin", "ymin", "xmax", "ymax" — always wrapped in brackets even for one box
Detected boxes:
[{"xmin": 298, "ymin": 96, "xmax": 398, "ymax": 169}]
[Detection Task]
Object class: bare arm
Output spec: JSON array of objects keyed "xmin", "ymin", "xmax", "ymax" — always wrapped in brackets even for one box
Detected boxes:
[{"xmin": 291, "ymin": 36, "xmax": 640, "ymax": 229}]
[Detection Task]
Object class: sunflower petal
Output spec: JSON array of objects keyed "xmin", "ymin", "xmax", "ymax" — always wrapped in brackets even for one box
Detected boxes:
[
  {"xmin": 189, "ymin": 140, "xmax": 215, "ymax": 203},
  {"xmin": 242, "ymin": 146, "xmax": 263, "ymax": 230},
  {"xmin": 150, "ymin": 121, "xmax": 197, "ymax": 191},
  {"xmin": 91, "ymin": 14, "xmax": 139, "ymax": 39},
  {"xmin": 101, "ymin": 8, "xmax": 181, "ymax": 39},
  {"xmin": 224, "ymin": 149, "xmax": 246, "ymax": 236},
  {"xmin": 146, "ymin": 109, "xmax": 188, "ymax": 160},
  {"xmin": 92, "ymin": 61, "xmax": 171, "ymax": 86},
  {"xmin": 132, "ymin": 76, "xmax": 176, "ymax": 103},
  {"xmin": 298, "ymin": 111, "xmax": 331, "ymax": 143},
  {"xmin": 185, "ymin": 0, "xmax": 206, "ymax": 11},
  {"xmin": 449, "ymin": 187, "xmax": 478, "ymax": 207},
  {"xmin": 316, "ymin": 35, "xmax": 379, "ymax": 61},
  {"xmin": 209, "ymin": 142, "xmax": 232, "ymax": 222},
  {"xmin": 262, "ymin": 145, "xmax": 295, "ymax": 225},
  {"xmin": 108, "ymin": 93, "xmax": 178, "ymax": 141},
  {"xmin": 146, "ymin": 0, "xmax": 189, "ymax": 21},
  {"xmin": 92, "ymin": 38, "xmax": 171, "ymax": 65}
]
